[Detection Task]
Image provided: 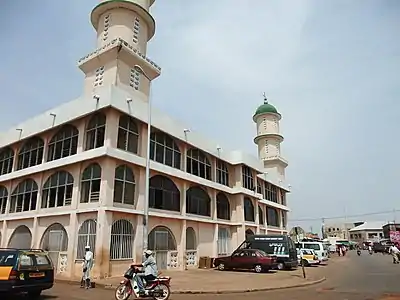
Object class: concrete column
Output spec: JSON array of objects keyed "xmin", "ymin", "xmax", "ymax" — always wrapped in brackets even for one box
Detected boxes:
[
  {"xmin": 31, "ymin": 217, "xmax": 39, "ymax": 248},
  {"xmin": 211, "ymin": 189, "xmax": 217, "ymax": 220},
  {"xmin": 4, "ymin": 180, "xmax": 12, "ymax": 215},
  {"xmin": 179, "ymin": 220, "xmax": 187, "ymax": 270},
  {"xmin": 1, "ymin": 221, "xmax": 7, "ymax": 247},
  {"xmin": 94, "ymin": 209, "xmax": 112, "ymax": 279},
  {"xmin": 100, "ymin": 157, "xmax": 115, "ymax": 207},
  {"xmin": 136, "ymin": 168, "xmax": 146, "ymax": 212},
  {"xmin": 104, "ymin": 109, "xmax": 119, "ymax": 148},
  {"xmin": 213, "ymin": 223, "xmax": 219, "ymax": 257},
  {"xmin": 134, "ymin": 215, "xmax": 144, "ymax": 263},
  {"xmin": 255, "ymin": 200, "xmax": 260, "ymax": 232},
  {"xmin": 76, "ymin": 120, "xmax": 86, "ymax": 153},
  {"xmin": 181, "ymin": 181, "xmax": 187, "ymax": 216},
  {"xmin": 66, "ymin": 212, "xmax": 78, "ymax": 278}
]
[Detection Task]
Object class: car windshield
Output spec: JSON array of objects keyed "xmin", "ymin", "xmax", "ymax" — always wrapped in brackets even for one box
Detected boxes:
[
  {"xmin": 302, "ymin": 249, "xmax": 314, "ymax": 255},
  {"xmin": 0, "ymin": 252, "xmax": 17, "ymax": 266},
  {"xmin": 303, "ymin": 243, "xmax": 321, "ymax": 251}
]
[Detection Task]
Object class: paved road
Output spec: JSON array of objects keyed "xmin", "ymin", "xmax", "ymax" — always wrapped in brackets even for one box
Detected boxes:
[{"xmin": 8, "ymin": 250, "xmax": 400, "ymax": 299}]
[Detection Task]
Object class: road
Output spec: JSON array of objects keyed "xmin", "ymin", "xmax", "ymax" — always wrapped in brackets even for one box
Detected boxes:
[{"xmin": 10, "ymin": 250, "xmax": 400, "ymax": 299}]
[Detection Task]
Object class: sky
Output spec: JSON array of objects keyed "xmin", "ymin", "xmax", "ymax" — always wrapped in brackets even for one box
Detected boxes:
[{"xmin": 1, "ymin": 0, "xmax": 399, "ymax": 232}]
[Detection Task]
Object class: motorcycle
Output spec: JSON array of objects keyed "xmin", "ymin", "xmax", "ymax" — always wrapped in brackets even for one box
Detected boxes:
[
  {"xmin": 369, "ymin": 249, "xmax": 373, "ymax": 255},
  {"xmin": 357, "ymin": 250, "xmax": 361, "ymax": 256},
  {"xmin": 115, "ymin": 265, "xmax": 171, "ymax": 300}
]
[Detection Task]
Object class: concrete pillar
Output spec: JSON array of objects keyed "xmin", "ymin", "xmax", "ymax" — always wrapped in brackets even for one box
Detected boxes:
[
  {"xmin": 31, "ymin": 217, "xmax": 39, "ymax": 248},
  {"xmin": 213, "ymin": 223, "xmax": 219, "ymax": 257},
  {"xmin": 1, "ymin": 221, "xmax": 7, "ymax": 247},
  {"xmin": 181, "ymin": 181, "xmax": 187, "ymax": 216},
  {"xmin": 76, "ymin": 120, "xmax": 86, "ymax": 153},
  {"xmin": 134, "ymin": 215, "xmax": 144, "ymax": 263},
  {"xmin": 100, "ymin": 157, "xmax": 115, "ymax": 207},
  {"xmin": 179, "ymin": 220, "xmax": 187, "ymax": 270},
  {"xmin": 66, "ymin": 212, "xmax": 78, "ymax": 278},
  {"xmin": 104, "ymin": 109, "xmax": 119, "ymax": 148},
  {"xmin": 94, "ymin": 209, "xmax": 112, "ymax": 279},
  {"xmin": 211, "ymin": 189, "xmax": 217, "ymax": 220}
]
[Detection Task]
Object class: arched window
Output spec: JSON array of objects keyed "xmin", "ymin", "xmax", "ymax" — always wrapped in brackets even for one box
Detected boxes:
[
  {"xmin": 41, "ymin": 171, "xmax": 74, "ymax": 208},
  {"xmin": 149, "ymin": 175, "xmax": 180, "ymax": 212},
  {"xmin": 17, "ymin": 137, "xmax": 44, "ymax": 170},
  {"xmin": 186, "ymin": 227, "xmax": 196, "ymax": 250},
  {"xmin": 267, "ymin": 207, "xmax": 280, "ymax": 227},
  {"xmin": 217, "ymin": 228, "xmax": 230, "ymax": 256},
  {"xmin": 216, "ymin": 159, "xmax": 229, "ymax": 186},
  {"xmin": 0, "ymin": 147, "xmax": 14, "ymax": 175},
  {"xmin": 242, "ymin": 166, "xmax": 254, "ymax": 191},
  {"xmin": 9, "ymin": 179, "xmax": 38, "ymax": 213},
  {"xmin": 186, "ymin": 186, "xmax": 210, "ymax": 216},
  {"xmin": 85, "ymin": 113, "xmax": 106, "ymax": 150},
  {"xmin": 77, "ymin": 219, "xmax": 97, "ymax": 259},
  {"xmin": 258, "ymin": 205, "xmax": 264, "ymax": 225},
  {"xmin": 80, "ymin": 163, "xmax": 101, "ymax": 203},
  {"xmin": 148, "ymin": 226, "xmax": 177, "ymax": 269},
  {"xmin": 256, "ymin": 179, "xmax": 263, "ymax": 195},
  {"xmin": 150, "ymin": 131, "xmax": 181, "ymax": 169},
  {"xmin": 8, "ymin": 225, "xmax": 32, "ymax": 249},
  {"xmin": 110, "ymin": 219, "xmax": 135, "ymax": 260},
  {"xmin": 0, "ymin": 186, "xmax": 8, "ymax": 214},
  {"xmin": 265, "ymin": 183, "xmax": 278, "ymax": 203},
  {"xmin": 47, "ymin": 125, "xmax": 79, "ymax": 161},
  {"xmin": 186, "ymin": 149, "xmax": 211, "ymax": 180},
  {"xmin": 113, "ymin": 165, "xmax": 135, "ymax": 205},
  {"xmin": 216, "ymin": 192, "xmax": 230, "ymax": 220},
  {"xmin": 244, "ymin": 197, "xmax": 254, "ymax": 222},
  {"xmin": 117, "ymin": 115, "xmax": 139, "ymax": 154}
]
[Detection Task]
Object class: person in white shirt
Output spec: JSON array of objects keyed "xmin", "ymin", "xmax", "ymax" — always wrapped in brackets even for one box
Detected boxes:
[
  {"xmin": 82, "ymin": 246, "xmax": 94, "ymax": 289},
  {"xmin": 390, "ymin": 244, "xmax": 400, "ymax": 264}
]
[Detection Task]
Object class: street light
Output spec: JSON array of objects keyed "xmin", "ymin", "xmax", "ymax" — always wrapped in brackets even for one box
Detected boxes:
[{"xmin": 133, "ymin": 64, "xmax": 152, "ymax": 252}]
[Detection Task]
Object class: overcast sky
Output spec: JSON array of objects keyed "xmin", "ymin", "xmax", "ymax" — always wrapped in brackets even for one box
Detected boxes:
[{"xmin": 1, "ymin": 0, "xmax": 399, "ymax": 232}]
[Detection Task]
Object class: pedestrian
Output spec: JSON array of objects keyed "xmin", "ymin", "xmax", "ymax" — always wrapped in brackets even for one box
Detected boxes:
[
  {"xmin": 82, "ymin": 246, "xmax": 94, "ymax": 289},
  {"xmin": 390, "ymin": 244, "xmax": 400, "ymax": 264}
]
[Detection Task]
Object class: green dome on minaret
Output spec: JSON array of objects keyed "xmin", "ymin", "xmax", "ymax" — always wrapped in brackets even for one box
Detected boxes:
[{"xmin": 253, "ymin": 93, "xmax": 280, "ymax": 120}]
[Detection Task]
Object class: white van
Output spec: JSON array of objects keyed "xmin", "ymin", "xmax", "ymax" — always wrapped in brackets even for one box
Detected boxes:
[{"xmin": 296, "ymin": 241, "xmax": 328, "ymax": 262}]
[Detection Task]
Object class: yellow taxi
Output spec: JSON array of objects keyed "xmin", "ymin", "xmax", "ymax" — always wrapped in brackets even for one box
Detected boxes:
[
  {"xmin": 0, "ymin": 248, "xmax": 54, "ymax": 297},
  {"xmin": 297, "ymin": 248, "xmax": 320, "ymax": 266}
]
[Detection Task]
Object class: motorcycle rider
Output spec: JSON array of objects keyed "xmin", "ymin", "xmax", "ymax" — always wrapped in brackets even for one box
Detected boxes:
[
  {"xmin": 136, "ymin": 250, "xmax": 158, "ymax": 296},
  {"xmin": 389, "ymin": 244, "xmax": 400, "ymax": 264}
]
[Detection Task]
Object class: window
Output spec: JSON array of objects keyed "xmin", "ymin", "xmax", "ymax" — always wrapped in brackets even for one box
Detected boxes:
[
  {"xmin": 129, "ymin": 68, "xmax": 140, "ymax": 90},
  {"xmin": 244, "ymin": 197, "xmax": 254, "ymax": 222},
  {"xmin": 35, "ymin": 255, "xmax": 51, "ymax": 266},
  {"xmin": 186, "ymin": 186, "xmax": 210, "ymax": 216},
  {"xmin": 9, "ymin": 179, "xmax": 38, "ymax": 213},
  {"xmin": 150, "ymin": 131, "xmax": 181, "ymax": 169},
  {"xmin": 0, "ymin": 147, "xmax": 14, "ymax": 175},
  {"xmin": 242, "ymin": 166, "xmax": 254, "ymax": 191},
  {"xmin": 117, "ymin": 115, "xmax": 139, "ymax": 154},
  {"xmin": 0, "ymin": 186, "xmax": 7, "ymax": 214},
  {"xmin": 85, "ymin": 113, "xmax": 106, "ymax": 150},
  {"xmin": 217, "ymin": 228, "xmax": 230, "ymax": 256},
  {"xmin": 258, "ymin": 205, "xmax": 264, "ymax": 225},
  {"xmin": 216, "ymin": 192, "xmax": 230, "ymax": 220},
  {"xmin": 103, "ymin": 15, "xmax": 110, "ymax": 41},
  {"xmin": 113, "ymin": 165, "xmax": 135, "ymax": 205},
  {"xmin": 110, "ymin": 219, "xmax": 135, "ymax": 260},
  {"xmin": 80, "ymin": 163, "xmax": 102, "ymax": 203},
  {"xmin": 77, "ymin": 219, "xmax": 97, "ymax": 259},
  {"xmin": 17, "ymin": 137, "xmax": 44, "ymax": 170},
  {"xmin": 186, "ymin": 149, "xmax": 211, "ymax": 180},
  {"xmin": 47, "ymin": 125, "xmax": 78, "ymax": 161},
  {"xmin": 149, "ymin": 175, "xmax": 180, "ymax": 212},
  {"xmin": 216, "ymin": 160, "xmax": 229, "ymax": 186},
  {"xmin": 19, "ymin": 254, "xmax": 34, "ymax": 266},
  {"xmin": 94, "ymin": 66, "xmax": 105, "ymax": 87},
  {"xmin": 41, "ymin": 171, "xmax": 74, "ymax": 208},
  {"xmin": 267, "ymin": 207, "xmax": 279, "ymax": 227},
  {"xmin": 186, "ymin": 227, "xmax": 196, "ymax": 250},
  {"xmin": 265, "ymin": 183, "xmax": 278, "ymax": 203},
  {"xmin": 132, "ymin": 17, "xmax": 140, "ymax": 44},
  {"xmin": 280, "ymin": 189, "xmax": 286, "ymax": 205},
  {"xmin": 256, "ymin": 179, "xmax": 263, "ymax": 195}
]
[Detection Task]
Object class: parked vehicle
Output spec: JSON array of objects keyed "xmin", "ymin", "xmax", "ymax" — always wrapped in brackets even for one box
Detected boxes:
[
  {"xmin": 296, "ymin": 241, "xmax": 328, "ymax": 262},
  {"xmin": 236, "ymin": 234, "xmax": 298, "ymax": 270},
  {"xmin": 115, "ymin": 264, "xmax": 171, "ymax": 300},
  {"xmin": 373, "ymin": 240, "xmax": 393, "ymax": 254},
  {"xmin": 0, "ymin": 248, "xmax": 54, "ymax": 297},
  {"xmin": 214, "ymin": 249, "xmax": 277, "ymax": 273},
  {"xmin": 297, "ymin": 249, "xmax": 320, "ymax": 266}
]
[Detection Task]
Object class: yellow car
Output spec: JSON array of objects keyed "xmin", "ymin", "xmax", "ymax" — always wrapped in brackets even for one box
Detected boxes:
[{"xmin": 297, "ymin": 249, "xmax": 320, "ymax": 266}]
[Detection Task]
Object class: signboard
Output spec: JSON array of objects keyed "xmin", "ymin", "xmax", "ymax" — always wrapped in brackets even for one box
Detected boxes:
[{"xmin": 389, "ymin": 231, "xmax": 400, "ymax": 244}]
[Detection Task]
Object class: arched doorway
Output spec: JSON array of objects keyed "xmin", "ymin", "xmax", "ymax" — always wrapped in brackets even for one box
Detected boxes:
[
  {"xmin": 8, "ymin": 225, "xmax": 32, "ymax": 249},
  {"xmin": 148, "ymin": 226, "xmax": 177, "ymax": 270},
  {"xmin": 40, "ymin": 223, "xmax": 68, "ymax": 273},
  {"xmin": 185, "ymin": 227, "xmax": 197, "ymax": 267},
  {"xmin": 245, "ymin": 229, "xmax": 254, "ymax": 239}
]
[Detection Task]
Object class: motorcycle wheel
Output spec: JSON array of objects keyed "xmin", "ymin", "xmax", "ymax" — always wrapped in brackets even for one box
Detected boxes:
[
  {"xmin": 152, "ymin": 283, "xmax": 171, "ymax": 300},
  {"xmin": 115, "ymin": 283, "xmax": 131, "ymax": 300}
]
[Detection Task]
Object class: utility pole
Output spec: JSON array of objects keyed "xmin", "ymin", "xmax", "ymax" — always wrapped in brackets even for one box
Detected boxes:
[{"xmin": 321, "ymin": 218, "xmax": 325, "ymax": 239}]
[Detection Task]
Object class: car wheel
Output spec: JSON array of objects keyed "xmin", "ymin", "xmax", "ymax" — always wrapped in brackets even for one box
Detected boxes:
[
  {"xmin": 217, "ymin": 263, "xmax": 225, "ymax": 271},
  {"xmin": 277, "ymin": 262, "xmax": 284, "ymax": 270},
  {"xmin": 254, "ymin": 264, "xmax": 263, "ymax": 273},
  {"xmin": 28, "ymin": 290, "xmax": 42, "ymax": 298}
]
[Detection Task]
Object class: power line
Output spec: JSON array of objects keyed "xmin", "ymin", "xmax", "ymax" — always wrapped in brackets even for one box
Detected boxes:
[{"xmin": 290, "ymin": 208, "xmax": 400, "ymax": 222}]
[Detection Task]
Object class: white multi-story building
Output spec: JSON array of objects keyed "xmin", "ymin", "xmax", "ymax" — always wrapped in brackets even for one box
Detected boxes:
[{"xmin": 0, "ymin": 0, "xmax": 290, "ymax": 279}]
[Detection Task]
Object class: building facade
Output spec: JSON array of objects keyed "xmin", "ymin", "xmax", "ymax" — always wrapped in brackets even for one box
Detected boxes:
[
  {"xmin": 348, "ymin": 222, "xmax": 385, "ymax": 243},
  {"xmin": 323, "ymin": 223, "xmax": 356, "ymax": 239},
  {"xmin": 0, "ymin": 0, "xmax": 290, "ymax": 279}
]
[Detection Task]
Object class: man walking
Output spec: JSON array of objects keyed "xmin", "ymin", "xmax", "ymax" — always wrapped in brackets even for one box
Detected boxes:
[
  {"xmin": 389, "ymin": 244, "xmax": 400, "ymax": 264},
  {"xmin": 82, "ymin": 246, "xmax": 94, "ymax": 288}
]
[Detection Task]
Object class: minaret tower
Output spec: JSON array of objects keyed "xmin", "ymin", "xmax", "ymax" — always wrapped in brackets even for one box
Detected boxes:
[
  {"xmin": 253, "ymin": 94, "xmax": 288, "ymax": 179},
  {"xmin": 77, "ymin": 0, "xmax": 161, "ymax": 97}
]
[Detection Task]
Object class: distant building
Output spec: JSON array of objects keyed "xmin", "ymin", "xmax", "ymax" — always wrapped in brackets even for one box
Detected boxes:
[
  {"xmin": 382, "ymin": 223, "xmax": 400, "ymax": 244},
  {"xmin": 323, "ymin": 223, "xmax": 356, "ymax": 239},
  {"xmin": 348, "ymin": 221, "xmax": 385, "ymax": 243}
]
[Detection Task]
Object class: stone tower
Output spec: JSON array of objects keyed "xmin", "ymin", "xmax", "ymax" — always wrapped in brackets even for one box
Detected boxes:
[
  {"xmin": 78, "ymin": 0, "xmax": 161, "ymax": 97},
  {"xmin": 253, "ymin": 95, "xmax": 288, "ymax": 180}
]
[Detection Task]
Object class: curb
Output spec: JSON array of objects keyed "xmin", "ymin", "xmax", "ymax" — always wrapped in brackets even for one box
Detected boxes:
[{"xmin": 55, "ymin": 277, "xmax": 326, "ymax": 294}]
